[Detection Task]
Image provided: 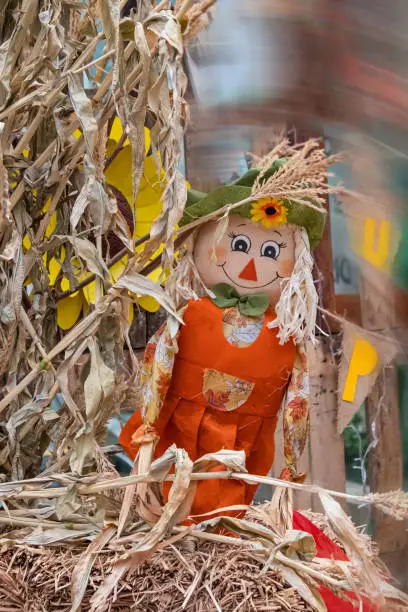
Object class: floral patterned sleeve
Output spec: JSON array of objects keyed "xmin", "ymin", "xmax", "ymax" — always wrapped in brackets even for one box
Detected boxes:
[
  {"xmin": 280, "ymin": 342, "xmax": 310, "ymax": 483},
  {"xmin": 140, "ymin": 312, "xmax": 184, "ymax": 425}
]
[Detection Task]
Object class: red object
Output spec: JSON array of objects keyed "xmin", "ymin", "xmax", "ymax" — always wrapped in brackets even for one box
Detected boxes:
[
  {"xmin": 293, "ymin": 511, "xmax": 377, "ymax": 612},
  {"xmin": 238, "ymin": 258, "xmax": 258, "ymax": 281}
]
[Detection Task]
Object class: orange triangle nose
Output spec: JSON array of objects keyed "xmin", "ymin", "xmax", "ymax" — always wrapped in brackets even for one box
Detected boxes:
[{"xmin": 238, "ymin": 258, "xmax": 258, "ymax": 281}]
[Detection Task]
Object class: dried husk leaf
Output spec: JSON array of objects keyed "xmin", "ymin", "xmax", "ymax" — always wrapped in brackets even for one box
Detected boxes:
[
  {"xmin": 70, "ymin": 524, "xmax": 116, "ymax": 612},
  {"xmin": 91, "ymin": 448, "xmax": 193, "ymax": 608},
  {"xmin": 114, "ymin": 271, "xmax": 181, "ymax": 320},
  {"xmin": 22, "ymin": 526, "xmax": 96, "ymax": 545},
  {"xmin": 84, "ymin": 337, "xmax": 115, "ymax": 422},
  {"xmin": 319, "ymin": 492, "xmax": 397, "ymax": 608}
]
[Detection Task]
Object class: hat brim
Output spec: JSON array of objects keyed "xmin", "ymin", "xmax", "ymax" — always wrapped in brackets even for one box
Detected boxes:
[{"xmin": 180, "ymin": 162, "xmax": 326, "ymax": 249}]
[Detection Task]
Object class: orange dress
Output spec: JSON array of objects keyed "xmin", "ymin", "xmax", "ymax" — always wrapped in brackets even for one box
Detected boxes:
[{"xmin": 120, "ymin": 297, "xmax": 296, "ymax": 517}]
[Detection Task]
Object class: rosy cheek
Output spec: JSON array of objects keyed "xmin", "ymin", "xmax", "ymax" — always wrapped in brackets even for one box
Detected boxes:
[
  {"xmin": 280, "ymin": 259, "xmax": 295, "ymax": 277},
  {"xmin": 207, "ymin": 246, "xmax": 227, "ymax": 264}
]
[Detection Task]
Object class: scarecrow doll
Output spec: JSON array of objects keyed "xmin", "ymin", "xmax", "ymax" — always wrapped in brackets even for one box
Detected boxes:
[
  {"xmin": 120, "ymin": 156, "xmax": 321, "ymax": 517},
  {"xmin": 117, "ymin": 137, "xmax": 381, "ymax": 611}
]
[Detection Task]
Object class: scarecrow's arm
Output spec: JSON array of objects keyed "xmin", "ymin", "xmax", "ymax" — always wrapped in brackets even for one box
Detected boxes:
[
  {"xmin": 138, "ymin": 315, "xmax": 181, "ymax": 426},
  {"xmin": 119, "ymin": 314, "xmax": 183, "ymax": 458},
  {"xmin": 280, "ymin": 342, "xmax": 310, "ymax": 483}
]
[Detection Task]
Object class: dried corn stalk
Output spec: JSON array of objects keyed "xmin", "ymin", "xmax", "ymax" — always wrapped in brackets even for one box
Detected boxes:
[{"xmin": 0, "ymin": 0, "xmax": 214, "ymax": 482}]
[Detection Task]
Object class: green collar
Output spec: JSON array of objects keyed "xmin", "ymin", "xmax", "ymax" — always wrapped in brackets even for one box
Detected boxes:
[{"xmin": 210, "ymin": 283, "xmax": 270, "ymax": 317}]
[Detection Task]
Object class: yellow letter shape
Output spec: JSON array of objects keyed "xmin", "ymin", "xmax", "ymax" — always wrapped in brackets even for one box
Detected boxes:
[
  {"xmin": 362, "ymin": 218, "xmax": 391, "ymax": 271},
  {"xmin": 342, "ymin": 337, "xmax": 378, "ymax": 403}
]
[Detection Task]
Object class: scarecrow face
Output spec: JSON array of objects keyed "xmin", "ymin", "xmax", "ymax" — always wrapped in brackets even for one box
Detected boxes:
[{"xmin": 194, "ymin": 214, "xmax": 296, "ymax": 304}]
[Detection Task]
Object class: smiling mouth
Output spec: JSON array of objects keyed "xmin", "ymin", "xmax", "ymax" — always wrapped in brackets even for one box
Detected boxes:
[{"xmin": 220, "ymin": 264, "xmax": 282, "ymax": 289}]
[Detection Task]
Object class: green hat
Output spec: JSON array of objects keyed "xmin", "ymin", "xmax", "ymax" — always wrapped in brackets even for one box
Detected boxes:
[{"xmin": 180, "ymin": 159, "xmax": 326, "ymax": 249}]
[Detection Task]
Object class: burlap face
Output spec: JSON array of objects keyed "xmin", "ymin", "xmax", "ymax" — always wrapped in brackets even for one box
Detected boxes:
[{"xmin": 193, "ymin": 215, "xmax": 296, "ymax": 305}]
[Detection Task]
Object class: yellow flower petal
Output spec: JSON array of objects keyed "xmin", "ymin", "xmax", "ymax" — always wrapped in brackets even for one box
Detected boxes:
[
  {"xmin": 57, "ymin": 293, "xmax": 84, "ymax": 330},
  {"xmin": 46, "ymin": 256, "xmax": 62, "ymax": 286},
  {"xmin": 44, "ymin": 212, "xmax": 57, "ymax": 238},
  {"xmin": 60, "ymin": 276, "xmax": 70, "ymax": 292},
  {"xmin": 137, "ymin": 295, "xmax": 160, "ymax": 312},
  {"xmin": 104, "ymin": 146, "xmax": 165, "ymax": 216},
  {"xmin": 82, "ymin": 279, "xmax": 96, "ymax": 304},
  {"xmin": 104, "ymin": 146, "xmax": 133, "ymax": 203},
  {"xmin": 109, "ymin": 257, "xmax": 128, "ymax": 283},
  {"xmin": 129, "ymin": 302, "xmax": 134, "ymax": 323},
  {"xmin": 109, "ymin": 117, "xmax": 129, "ymax": 147},
  {"xmin": 260, "ymin": 217, "xmax": 276, "ymax": 228}
]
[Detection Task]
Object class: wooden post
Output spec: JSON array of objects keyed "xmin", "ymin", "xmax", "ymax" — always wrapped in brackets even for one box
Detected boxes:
[
  {"xmin": 350, "ymin": 140, "xmax": 408, "ymax": 587},
  {"xmin": 361, "ymin": 280, "xmax": 408, "ymax": 589},
  {"xmin": 366, "ymin": 368, "xmax": 407, "ymax": 568},
  {"xmin": 129, "ymin": 309, "xmax": 147, "ymax": 348},
  {"xmin": 308, "ymin": 339, "xmax": 346, "ymax": 511},
  {"xmin": 293, "ymin": 126, "xmax": 346, "ymax": 509}
]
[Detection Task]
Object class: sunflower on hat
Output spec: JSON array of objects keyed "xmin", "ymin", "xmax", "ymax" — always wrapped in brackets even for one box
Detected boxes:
[{"xmin": 250, "ymin": 198, "xmax": 288, "ymax": 228}]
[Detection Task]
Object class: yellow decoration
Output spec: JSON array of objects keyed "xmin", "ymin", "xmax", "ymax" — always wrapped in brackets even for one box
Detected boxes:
[
  {"xmin": 22, "ymin": 198, "xmax": 66, "ymax": 287},
  {"xmin": 109, "ymin": 257, "xmax": 129, "ymax": 283},
  {"xmin": 109, "ymin": 117, "xmax": 130, "ymax": 148},
  {"xmin": 60, "ymin": 277, "xmax": 71, "ymax": 292},
  {"xmin": 362, "ymin": 218, "xmax": 391, "ymax": 270},
  {"xmin": 342, "ymin": 337, "xmax": 378, "ymax": 403},
  {"xmin": 82, "ymin": 278, "xmax": 96, "ymax": 304},
  {"xmin": 57, "ymin": 291, "xmax": 84, "ymax": 331},
  {"xmin": 23, "ymin": 118, "xmax": 184, "ymax": 330},
  {"xmin": 104, "ymin": 148, "xmax": 164, "ymax": 226},
  {"xmin": 128, "ymin": 301, "xmax": 134, "ymax": 324},
  {"xmin": 47, "ymin": 251, "xmax": 65, "ymax": 286},
  {"xmin": 54, "ymin": 121, "xmax": 166, "ymax": 328},
  {"xmin": 250, "ymin": 198, "xmax": 288, "ymax": 228},
  {"xmin": 138, "ymin": 295, "xmax": 161, "ymax": 313},
  {"xmin": 351, "ymin": 217, "xmax": 401, "ymax": 273}
]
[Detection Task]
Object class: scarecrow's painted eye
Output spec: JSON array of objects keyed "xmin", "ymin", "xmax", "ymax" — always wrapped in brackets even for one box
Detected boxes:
[
  {"xmin": 260, "ymin": 240, "xmax": 280, "ymax": 260},
  {"xmin": 230, "ymin": 234, "xmax": 251, "ymax": 254}
]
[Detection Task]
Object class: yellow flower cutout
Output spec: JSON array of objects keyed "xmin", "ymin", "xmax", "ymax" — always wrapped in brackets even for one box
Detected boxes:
[
  {"xmin": 56, "ymin": 119, "xmax": 165, "ymax": 330},
  {"xmin": 250, "ymin": 198, "xmax": 288, "ymax": 228},
  {"xmin": 22, "ymin": 118, "xmax": 190, "ymax": 331}
]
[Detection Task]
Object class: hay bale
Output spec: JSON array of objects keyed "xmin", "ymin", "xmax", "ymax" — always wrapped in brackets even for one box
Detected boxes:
[
  {"xmin": 0, "ymin": 540, "xmax": 313, "ymax": 612},
  {"xmin": 0, "ymin": 503, "xmax": 391, "ymax": 612}
]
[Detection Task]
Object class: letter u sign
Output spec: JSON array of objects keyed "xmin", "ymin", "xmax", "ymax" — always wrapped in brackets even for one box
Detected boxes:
[{"xmin": 362, "ymin": 218, "xmax": 391, "ymax": 271}]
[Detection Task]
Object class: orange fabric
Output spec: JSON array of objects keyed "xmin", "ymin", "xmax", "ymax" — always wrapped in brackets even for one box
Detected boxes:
[{"xmin": 120, "ymin": 298, "xmax": 296, "ymax": 519}]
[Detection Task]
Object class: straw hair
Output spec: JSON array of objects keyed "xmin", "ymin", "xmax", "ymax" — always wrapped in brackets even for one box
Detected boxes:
[
  {"xmin": 166, "ymin": 230, "xmax": 217, "ymax": 309},
  {"xmin": 269, "ymin": 227, "xmax": 318, "ymax": 345},
  {"xmin": 166, "ymin": 231, "xmax": 214, "ymax": 309}
]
